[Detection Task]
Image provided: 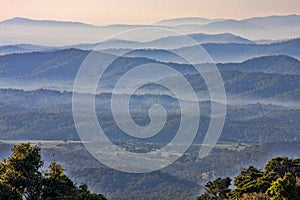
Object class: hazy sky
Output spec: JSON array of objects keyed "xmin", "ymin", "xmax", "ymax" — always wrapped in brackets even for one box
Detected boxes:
[{"xmin": 1, "ymin": 0, "xmax": 300, "ymax": 25}]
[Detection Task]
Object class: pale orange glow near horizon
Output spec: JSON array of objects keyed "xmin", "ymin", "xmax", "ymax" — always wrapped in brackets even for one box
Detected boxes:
[{"xmin": 0, "ymin": 0, "xmax": 300, "ymax": 25}]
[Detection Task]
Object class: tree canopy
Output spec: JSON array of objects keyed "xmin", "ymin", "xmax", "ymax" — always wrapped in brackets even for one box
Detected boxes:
[
  {"xmin": 198, "ymin": 157, "xmax": 300, "ymax": 200},
  {"xmin": 0, "ymin": 143, "xmax": 106, "ymax": 200}
]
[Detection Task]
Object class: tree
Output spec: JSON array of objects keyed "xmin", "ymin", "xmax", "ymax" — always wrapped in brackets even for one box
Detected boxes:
[
  {"xmin": 0, "ymin": 143, "xmax": 106, "ymax": 200},
  {"xmin": 238, "ymin": 192, "xmax": 268, "ymax": 200},
  {"xmin": 0, "ymin": 182, "xmax": 22, "ymax": 200},
  {"xmin": 266, "ymin": 173, "xmax": 298, "ymax": 200},
  {"xmin": 197, "ymin": 177, "xmax": 231, "ymax": 200},
  {"xmin": 234, "ymin": 166, "xmax": 264, "ymax": 188},
  {"xmin": 42, "ymin": 162, "xmax": 107, "ymax": 200},
  {"xmin": 198, "ymin": 157, "xmax": 300, "ymax": 200},
  {"xmin": 42, "ymin": 162, "xmax": 77, "ymax": 199},
  {"xmin": 0, "ymin": 143, "xmax": 43, "ymax": 199},
  {"xmin": 265, "ymin": 157, "xmax": 300, "ymax": 179},
  {"xmin": 231, "ymin": 173, "xmax": 273, "ymax": 198},
  {"xmin": 77, "ymin": 184, "xmax": 107, "ymax": 200}
]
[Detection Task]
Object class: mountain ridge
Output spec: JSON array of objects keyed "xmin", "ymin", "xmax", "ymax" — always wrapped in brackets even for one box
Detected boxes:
[
  {"xmin": 3, "ymin": 14, "xmax": 298, "ymax": 27},
  {"xmin": 100, "ymin": 38, "xmax": 300, "ymax": 63},
  {"xmin": 0, "ymin": 17, "xmax": 97, "ymax": 27}
]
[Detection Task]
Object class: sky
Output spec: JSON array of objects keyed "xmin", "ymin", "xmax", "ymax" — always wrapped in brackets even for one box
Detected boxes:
[{"xmin": 0, "ymin": 0, "xmax": 300, "ymax": 25}]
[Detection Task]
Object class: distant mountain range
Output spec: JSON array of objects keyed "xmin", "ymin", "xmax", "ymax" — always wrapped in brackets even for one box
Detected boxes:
[
  {"xmin": 1, "ymin": 48, "xmax": 299, "ymax": 80},
  {"xmin": 200, "ymin": 19, "xmax": 262, "ymax": 31},
  {"xmin": 243, "ymin": 15, "xmax": 300, "ymax": 27},
  {"xmin": 1, "ymin": 48, "xmax": 300, "ymax": 103},
  {"xmin": 0, "ymin": 17, "xmax": 97, "ymax": 28},
  {"xmin": 218, "ymin": 55, "xmax": 300, "ymax": 74},
  {"xmin": 155, "ymin": 15, "xmax": 300, "ymax": 28},
  {"xmin": 0, "ymin": 32, "xmax": 253, "ymax": 55},
  {"xmin": 101, "ymin": 38, "xmax": 300, "ymax": 63},
  {"xmin": 158, "ymin": 69, "xmax": 300, "ymax": 101},
  {"xmin": 1, "ymin": 15, "xmax": 300, "ymax": 45},
  {"xmin": 1, "ymin": 36, "xmax": 299, "ymax": 64},
  {"xmin": 171, "ymin": 15, "xmax": 300, "ymax": 41},
  {"xmin": 154, "ymin": 17, "xmax": 224, "ymax": 26},
  {"xmin": 0, "ymin": 44, "xmax": 56, "ymax": 55}
]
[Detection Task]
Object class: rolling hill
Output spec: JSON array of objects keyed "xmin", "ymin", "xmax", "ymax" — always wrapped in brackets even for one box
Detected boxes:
[
  {"xmin": 1, "ymin": 49, "xmax": 300, "ymax": 91},
  {"xmin": 218, "ymin": 55, "xmax": 300, "ymax": 74}
]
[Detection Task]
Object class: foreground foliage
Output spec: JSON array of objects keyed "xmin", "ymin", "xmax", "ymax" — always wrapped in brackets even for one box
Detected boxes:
[
  {"xmin": 0, "ymin": 143, "xmax": 106, "ymax": 200},
  {"xmin": 198, "ymin": 157, "xmax": 300, "ymax": 200}
]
